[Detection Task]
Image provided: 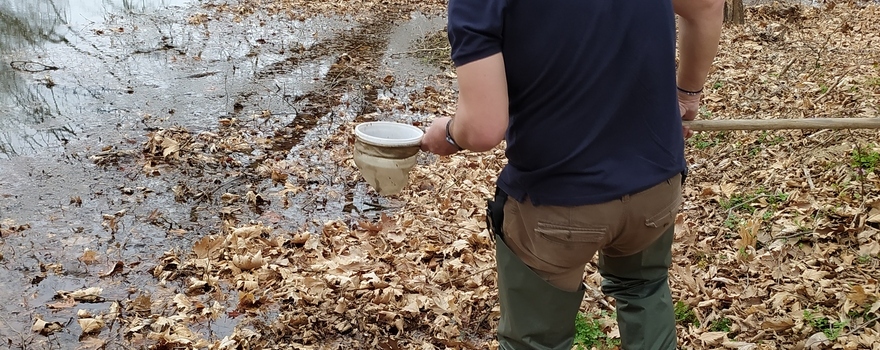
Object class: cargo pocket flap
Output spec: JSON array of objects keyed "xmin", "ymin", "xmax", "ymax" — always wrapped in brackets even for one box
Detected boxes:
[{"xmin": 535, "ymin": 222, "xmax": 607, "ymax": 244}]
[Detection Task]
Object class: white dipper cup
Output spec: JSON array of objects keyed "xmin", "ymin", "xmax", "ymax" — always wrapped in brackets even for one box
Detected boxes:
[{"xmin": 353, "ymin": 122, "xmax": 424, "ymax": 195}]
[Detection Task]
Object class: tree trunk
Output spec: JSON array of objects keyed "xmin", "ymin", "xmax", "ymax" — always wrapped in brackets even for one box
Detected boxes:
[{"xmin": 724, "ymin": 0, "xmax": 745, "ymax": 24}]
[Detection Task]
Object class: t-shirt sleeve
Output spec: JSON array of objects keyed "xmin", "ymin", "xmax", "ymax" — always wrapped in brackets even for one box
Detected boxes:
[{"xmin": 447, "ymin": 0, "xmax": 506, "ymax": 67}]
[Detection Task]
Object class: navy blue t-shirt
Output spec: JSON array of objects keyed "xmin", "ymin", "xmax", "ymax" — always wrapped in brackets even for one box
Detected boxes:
[{"xmin": 448, "ymin": 0, "xmax": 686, "ymax": 206}]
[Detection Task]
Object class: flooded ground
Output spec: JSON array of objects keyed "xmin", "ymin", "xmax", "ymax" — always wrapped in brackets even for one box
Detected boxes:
[{"xmin": 0, "ymin": 0, "xmax": 448, "ymax": 347}]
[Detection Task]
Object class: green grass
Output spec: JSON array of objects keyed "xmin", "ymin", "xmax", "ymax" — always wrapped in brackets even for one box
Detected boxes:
[
  {"xmin": 674, "ymin": 301, "xmax": 699, "ymax": 327},
  {"xmin": 699, "ymin": 106, "xmax": 713, "ymax": 118},
  {"xmin": 694, "ymin": 252, "xmax": 714, "ymax": 269},
  {"xmin": 757, "ymin": 131, "xmax": 786, "ymax": 146},
  {"xmin": 857, "ymin": 255, "xmax": 874, "ymax": 264},
  {"xmin": 723, "ymin": 215, "xmax": 743, "ymax": 230},
  {"xmin": 573, "ymin": 312, "xmax": 620, "ymax": 350},
  {"xmin": 847, "ymin": 307, "xmax": 877, "ymax": 321},
  {"xmin": 688, "ymin": 132, "xmax": 716, "ymax": 149},
  {"xmin": 738, "ymin": 246, "xmax": 751, "ymax": 259},
  {"xmin": 851, "ymin": 147, "xmax": 880, "ymax": 173},
  {"xmin": 804, "ymin": 309, "xmax": 846, "ymax": 341},
  {"xmin": 688, "ymin": 131, "xmax": 728, "ymax": 150},
  {"xmin": 720, "ymin": 189, "xmax": 788, "ymax": 215},
  {"xmin": 709, "ymin": 317, "xmax": 732, "ymax": 332},
  {"xmin": 721, "ymin": 195, "xmax": 754, "ymax": 213}
]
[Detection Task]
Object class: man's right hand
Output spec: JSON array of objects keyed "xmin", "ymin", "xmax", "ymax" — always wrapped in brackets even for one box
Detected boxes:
[
  {"xmin": 678, "ymin": 89, "xmax": 701, "ymax": 139},
  {"xmin": 673, "ymin": 0, "xmax": 723, "ymax": 139}
]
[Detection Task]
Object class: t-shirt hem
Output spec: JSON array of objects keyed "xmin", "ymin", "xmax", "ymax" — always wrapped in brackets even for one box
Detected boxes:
[
  {"xmin": 452, "ymin": 48, "xmax": 502, "ymax": 67},
  {"xmin": 498, "ymin": 169, "xmax": 683, "ymax": 207}
]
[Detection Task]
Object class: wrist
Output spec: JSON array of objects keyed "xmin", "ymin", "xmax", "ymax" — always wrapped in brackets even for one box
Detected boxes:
[
  {"xmin": 676, "ymin": 85, "xmax": 703, "ymax": 96},
  {"xmin": 445, "ymin": 119, "xmax": 463, "ymax": 151}
]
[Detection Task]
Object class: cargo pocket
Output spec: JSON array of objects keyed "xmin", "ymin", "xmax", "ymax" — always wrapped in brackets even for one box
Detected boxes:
[
  {"xmin": 645, "ymin": 195, "xmax": 681, "ymax": 230},
  {"xmin": 533, "ymin": 222, "xmax": 608, "ymax": 267}
]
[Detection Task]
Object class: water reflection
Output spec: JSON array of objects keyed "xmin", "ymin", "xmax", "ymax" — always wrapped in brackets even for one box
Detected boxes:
[{"xmin": 0, "ymin": 0, "xmax": 189, "ymax": 158}]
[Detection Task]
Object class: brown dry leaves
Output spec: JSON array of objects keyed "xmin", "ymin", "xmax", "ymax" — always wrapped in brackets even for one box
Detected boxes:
[
  {"xmin": 673, "ymin": 2, "xmax": 880, "ymax": 348},
  {"xmin": 143, "ymin": 161, "xmax": 501, "ymax": 347},
  {"xmin": 0, "ymin": 218, "xmax": 30, "ymax": 237},
  {"xmin": 107, "ymin": 1, "xmax": 880, "ymax": 349}
]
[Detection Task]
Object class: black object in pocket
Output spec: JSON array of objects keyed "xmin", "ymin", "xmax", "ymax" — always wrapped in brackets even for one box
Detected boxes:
[{"xmin": 486, "ymin": 187, "xmax": 508, "ymax": 239}]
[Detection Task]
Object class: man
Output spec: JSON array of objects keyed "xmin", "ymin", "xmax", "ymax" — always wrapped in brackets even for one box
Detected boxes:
[{"xmin": 420, "ymin": 0, "xmax": 723, "ymax": 348}]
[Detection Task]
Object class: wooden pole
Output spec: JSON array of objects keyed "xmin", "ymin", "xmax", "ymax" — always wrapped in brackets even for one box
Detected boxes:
[
  {"xmin": 683, "ymin": 118, "xmax": 880, "ymax": 131},
  {"xmin": 724, "ymin": 0, "xmax": 745, "ymax": 24}
]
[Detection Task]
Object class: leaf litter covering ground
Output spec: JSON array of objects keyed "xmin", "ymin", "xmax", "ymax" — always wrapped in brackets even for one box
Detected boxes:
[{"xmin": 13, "ymin": 1, "xmax": 880, "ymax": 349}]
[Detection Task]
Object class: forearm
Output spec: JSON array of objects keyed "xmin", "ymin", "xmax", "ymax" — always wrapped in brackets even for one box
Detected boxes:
[
  {"xmin": 674, "ymin": 0, "xmax": 724, "ymax": 91},
  {"xmin": 449, "ymin": 53, "xmax": 509, "ymax": 152},
  {"xmin": 419, "ymin": 53, "xmax": 508, "ymax": 155}
]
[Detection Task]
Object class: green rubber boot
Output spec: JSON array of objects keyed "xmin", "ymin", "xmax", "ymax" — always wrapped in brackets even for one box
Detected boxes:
[
  {"xmin": 496, "ymin": 235, "xmax": 586, "ymax": 350},
  {"xmin": 599, "ymin": 226, "xmax": 676, "ymax": 350}
]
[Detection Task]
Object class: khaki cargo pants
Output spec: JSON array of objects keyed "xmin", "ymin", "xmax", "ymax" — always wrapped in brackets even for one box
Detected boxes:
[{"xmin": 499, "ymin": 174, "xmax": 681, "ymax": 350}]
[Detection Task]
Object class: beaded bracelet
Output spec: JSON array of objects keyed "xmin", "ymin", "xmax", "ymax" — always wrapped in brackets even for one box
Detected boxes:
[{"xmin": 677, "ymin": 86, "xmax": 703, "ymax": 96}]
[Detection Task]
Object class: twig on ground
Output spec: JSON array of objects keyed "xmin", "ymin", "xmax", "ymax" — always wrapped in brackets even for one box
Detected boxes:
[
  {"xmin": 770, "ymin": 231, "xmax": 813, "ymax": 242},
  {"xmin": 843, "ymin": 315, "xmax": 879, "ymax": 337},
  {"xmin": 442, "ymin": 266, "xmax": 495, "ymax": 286},
  {"xmin": 725, "ymin": 194, "xmax": 775, "ymax": 218},
  {"xmin": 816, "ymin": 66, "xmax": 856, "ymax": 103},
  {"xmin": 802, "ymin": 165, "xmax": 815, "ymax": 190},
  {"xmin": 389, "ymin": 47, "xmax": 449, "ymax": 58},
  {"xmin": 778, "ymin": 57, "xmax": 797, "ymax": 77}
]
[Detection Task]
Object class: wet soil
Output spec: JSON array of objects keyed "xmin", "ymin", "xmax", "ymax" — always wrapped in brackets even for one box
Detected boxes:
[{"xmin": 0, "ymin": 0, "xmax": 447, "ymax": 347}]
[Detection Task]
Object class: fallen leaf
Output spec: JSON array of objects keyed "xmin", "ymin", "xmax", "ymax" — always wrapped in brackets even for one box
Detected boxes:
[
  {"xmin": 32, "ymin": 318, "xmax": 63, "ymax": 335},
  {"xmin": 291, "ymin": 232, "xmax": 310, "ymax": 245},
  {"xmin": 77, "ymin": 317, "xmax": 105, "ymax": 334},
  {"xmin": 848, "ymin": 285, "xmax": 869, "ymax": 306},
  {"xmin": 80, "ymin": 249, "xmax": 99, "ymax": 265},
  {"xmin": 232, "ymin": 250, "xmax": 265, "ymax": 270},
  {"xmin": 78, "ymin": 337, "xmax": 107, "ymax": 350},
  {"xmin": 804, "ymin": 332, "xmax": 829, "ymax": 350},
  {"xmin": 802, "ymin": 269, "xmax": 829, "ymax": 282},
  {"xmin": 232, "ymin": 225, "xmax": 267, "ymax": 239},
  {"xmin": 161, "ymin": 137, "xmax": 180, "ymax": 157},
  {"xmin": 761, "ymin": 318, "xmax": 795, "ymax": 331},
  {"xmin": 699, "ymin": 331, "xmax": 728, "ymax": 346},
  {"xmin": 47, "ymin": 297, "xmax": 77, "ymax": 310},
  {"xmin": 859, "ymin": 241, "xmax": 880, "ymax": 257},
  {"xmin": 99, "ymin": 261, "xmax": 124, "ymax": 278},
  {"xmin": 131, "ymin": 294, "xmax": 152, "ymax": 314},
  {"xmin": 193, "ymin": 235, "xmax": 225, "ymax": 259},
  {"xmin": 722, "ymin": 341, "xmax": 757, "ymax": 350},
  {"xmin": 57, "ymin": 287, "xmax": 104, "ymax": 303}
]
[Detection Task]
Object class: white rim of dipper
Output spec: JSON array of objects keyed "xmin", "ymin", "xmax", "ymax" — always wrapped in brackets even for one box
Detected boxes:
[{"xmin": 354, "ymin": 121, "xmax": 424, "ymax": 147}]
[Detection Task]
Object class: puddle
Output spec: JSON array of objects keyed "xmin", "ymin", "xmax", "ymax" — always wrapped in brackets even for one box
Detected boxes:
[
  {"xmin": 1, "ymin": 0, "xmax": 187, "ymax": 158},
  {"xmin": 0, "ymin": 0, "xmax": 353, "ymax": 159},
  {"xmin": 0, "ymin": 0, "xmax": 447, "ymax": 346}
]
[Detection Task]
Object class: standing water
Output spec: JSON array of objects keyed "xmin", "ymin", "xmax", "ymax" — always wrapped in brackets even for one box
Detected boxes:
[
  {"xmin": 0, "ymin": 0, "xmax": 191, "ymax": 158},
  {"xmin": 0, "ymin": 0, "xmax": 448, "ymax": 347}
]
